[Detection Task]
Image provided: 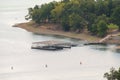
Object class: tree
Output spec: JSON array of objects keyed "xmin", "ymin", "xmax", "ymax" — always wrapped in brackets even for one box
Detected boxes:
[
  {"xmin": 97, "ymin": 20, "xmax": 108, "ymax": 37},
  {"xmin": 62, "ymin": 0, "xmax": 70, "ymax": 3},
  {"xmin": 25, "ymin": 8, "xmax": 33, "ymax": 20},
  {"xmin": 25, "ymin": 5, "xmax": 39, "ymax": 21},
  {"xmin": 31, "ymin": 9, "xmax": 43, "ymax": 23},
  {"xmin": 95, "ymin": 0, "xmax": 108, "ymax": 16},
  {"xmin": 112, "ymin": 0, "xmax": 120, "ymax": 9},
  {"xmin": 104, "ymin": 67, "xmax": 120, "ymax": 80},
  {"xmin": 86, "ymin": 13, "xmax": 97, "ymax": 32},
  {"xmin": 51, "ymin": 2, "xmax": 65, "ymax": 23},
  {"xmin": 107, "ymin": 0, "xmax": 113, "ymax": 17},
  {"xmin": 25, "ymin": 0, "xmax": 120, "ymax": 37},
  {"xmin": 112, "ymin": 6, "xmax": 120, "ymax": 30},
  {"xmin": 91, "ymin": 24, "xmax": 98, "ymax": 35},
  {"xmin": 68, "ymin": 13, "xmax": 85, "ymax": 32},
  {"xmin": 95, "ymin": 14, "xmax": 109, "ymax": 24},
  {"xmin": 61, "ymin": 16, "xmax": 70, "ymax": 31},
  {"xmin": 39, "ymin": 3, "xmax": 55, "ymax": 22}
]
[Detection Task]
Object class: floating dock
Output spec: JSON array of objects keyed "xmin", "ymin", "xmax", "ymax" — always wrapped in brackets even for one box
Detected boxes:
[
  {"xmin": 31, "ymin": 40, "xmax": 77, "ymax": 50},
  {"xmin": 84, "ymin": 42, "xmax": 107, "ymax": 45}
]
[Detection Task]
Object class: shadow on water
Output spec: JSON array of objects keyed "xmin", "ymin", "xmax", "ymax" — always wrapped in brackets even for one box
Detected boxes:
[
  {"xmin": 31, "ymin": 33, "xmax": 120, "ymax": 53},
  {"xmin": 32, "ymin": 33, "xmax": 82, "ymax": 41},
  {"xmin": 115, "ymin": 49, "xmax": 120, "ymax": 53},
  {"xmin": 32, "ymin": 33, "xmax": 85, "ymax": 45},
  {"xmin": 113, "ymin": 44, "xmax": 120, "ymax": 53},
  {"xmin": 89, "ymin": 45, "xmax": 109, "ymax": 51},
  {"xmin": 33, "ymin": 33, "xmax": 67, "ymax": 39},
  {"xmin": 29, "ymin": 33, "xmax": 87, "ymax": 53},
  {"xmin": 89, "ymin": 44, "xmax": 120, "ymax": 53}
]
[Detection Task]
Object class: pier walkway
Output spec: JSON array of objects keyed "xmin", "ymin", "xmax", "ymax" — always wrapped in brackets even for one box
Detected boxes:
[{"xmin": 31, "ymin": 40, "xmax": 77, "ymax": 50}]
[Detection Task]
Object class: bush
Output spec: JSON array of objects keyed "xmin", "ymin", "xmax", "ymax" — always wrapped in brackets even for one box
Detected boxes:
[
  {"xmin": 104, "ymin": 67, "xmax": 120, "ymax": 80},
  {"xmin": 97, "ymin": 20, "xmax": 108, "ymax": 37},
  {"xmin": 108, "ymin": 23, "xmax": 119, "ymax": 30}
]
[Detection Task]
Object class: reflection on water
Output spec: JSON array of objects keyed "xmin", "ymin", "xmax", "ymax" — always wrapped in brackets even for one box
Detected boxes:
[
  {"xmin": 113, "ymin": 45, "xmax": 120, "ymax": 53},
  {"xmin": 32, "ymin": 33, "xmax": 85, "ymax": 47},
  {"xmin": 90, "ymin": 44, "xmax": 110, "ymax": 51},
  {"xmin": 115, "ymin": 49, "xmax": 120, "ymax": 53},
  {"xmin": 89, "ymin": 44, "xmax": 120, "ymax": 53}
]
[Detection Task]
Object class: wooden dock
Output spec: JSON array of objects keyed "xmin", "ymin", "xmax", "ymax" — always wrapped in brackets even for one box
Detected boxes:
[{"xmin": 31, "ymin": 40, "xmax": 77, "ymax": 50}]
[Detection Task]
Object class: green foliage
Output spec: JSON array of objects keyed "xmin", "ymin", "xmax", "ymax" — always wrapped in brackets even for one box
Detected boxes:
[
  {"xmin": 111, "ymin": 6, "xmax": 120, "ymax": 30},
  {"xmin": 104, "ymin": 67, "xmax": 120, "ymax": 80},
  {"xmin": 25, "ymin": 8, "xmax": 33, "ymax": 20},
  {"xmin": 68, "ymin": 13, "xmax": 85, "ymax": 31},
  {"xmin": 51, "ymin": 3, "xmax": 65, "ymax": 22},
  {"xmin": 95, "ymin": 0, "xmax": 108, "ymax": 16},
  {"xmin": 97, "ymin": 20, "xmax": 108, "ymax": 37},
  {"xmin": 25, "ymin": 0, "xmax": 120, "ymax": 37},
  {"xmin": 32, "ymin": 9, "xmax": 41, "ymax": 23},
  {"xmin": 107, "ymin": 0, "xmax": 113, "ymax": 17},
  {"xmin": 86, "ymin": 13, "xmax": 97, "ymax": 31},
  {"xmin": 90, "ymin": 15, "xmax": 108, "ymax": 37},
  {"xmin": 108, "ymin": 23, "xmax": 119, "ymax": 30},
  {"xmin": 62, "ymin": 0, "xmax": 70, "ymax": 3},
  {"xmin": 61, "ymin": 16, "xmax": 70, "ymax": 31},
  {"xmin": 25, "ymin": 2, "xmax": 56, "ymax": 24},
  {"xmin": 91, "ymin": 24, "xmax": 98, "ymax": 35},
  {"xmin": 95, "ymin": 14, "xmax": 108, "ymax": 24}
]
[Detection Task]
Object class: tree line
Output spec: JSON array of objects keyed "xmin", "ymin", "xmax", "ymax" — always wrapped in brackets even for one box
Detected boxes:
[{"xmin": 25, "ymin": 0, "xmax": 120, "ymax": 37}]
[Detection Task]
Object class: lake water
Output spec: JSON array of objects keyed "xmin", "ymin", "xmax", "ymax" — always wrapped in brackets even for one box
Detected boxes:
[{"xmin": 0, "ymin": 0, "xmax": 120, "ymax": 80}]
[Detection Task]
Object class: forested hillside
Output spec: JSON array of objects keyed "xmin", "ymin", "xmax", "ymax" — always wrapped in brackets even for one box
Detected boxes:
[{"xmin": 25, "ymin": 0, "xmax": 120, "ymax": 37}]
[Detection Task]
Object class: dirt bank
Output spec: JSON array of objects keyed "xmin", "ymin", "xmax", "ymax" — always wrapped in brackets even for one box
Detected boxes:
[{"xmin": 13, "ymin": 22, "xmax": 102, "ymax": 42}]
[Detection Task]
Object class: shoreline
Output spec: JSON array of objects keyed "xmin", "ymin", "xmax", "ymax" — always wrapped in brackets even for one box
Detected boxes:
[{"xmin": 13, "ymin": 22, "xmax": 102, "ymax": 42}]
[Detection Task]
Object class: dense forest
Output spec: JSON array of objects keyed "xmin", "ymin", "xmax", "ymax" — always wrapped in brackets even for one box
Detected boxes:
[{"xmin": 25, "ymin": 0, "xmax": 120, "ymax": 37}]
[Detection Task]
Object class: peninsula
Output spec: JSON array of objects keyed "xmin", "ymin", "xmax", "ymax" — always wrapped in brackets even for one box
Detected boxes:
[{"xmin": 14, "ymin": 0, "xmax": 120, "ymax": 44}]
